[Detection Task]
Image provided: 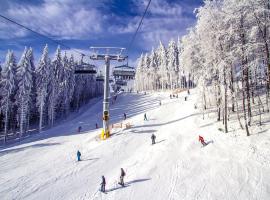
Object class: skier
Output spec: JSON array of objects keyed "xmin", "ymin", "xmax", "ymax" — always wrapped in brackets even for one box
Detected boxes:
[
  {"xmin": 119, "ymin": 168, "xmax": 126, "ymax": 186},
  {"xmin": 77, "ymin": 150, "xmax": 81, "ymax": 161},
  {"xmin": 184, "ymin": 96, "xmax": 187, "ymax": 101},
  {"xmin": 95, "ymin": 123, "xmax": 98, "ymax": 129},
  {"xmin": 124, "ymin": 113, "xmax": 127, "ymax": 120},
  {"xmin": 151, "ymin": 134, "xmax": 156, "ymax": 145},
  {"xmin": 78, "ymin": 126, "xmax": 82, "ymax": 133},
  {"xmin": 144, "ymin": 113, "xmax": 148, "ymax": 121},
  {"xmin": 100, "ymin": 176, "xmax": 106, "ymax": 192},
  {"xmin": 199, "ymin": 135, "xmax": 206, "ymax": 146}
]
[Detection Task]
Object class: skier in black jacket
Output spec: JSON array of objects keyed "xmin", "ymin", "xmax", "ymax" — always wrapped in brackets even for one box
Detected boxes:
[
  {"xmin": 119, "ymin": 168, "xmax": 126, "ymax": 186},
  {"xmin": 151, "ymin": 134, "xmax": 156, "ymax": 145},
  {"xmin": 101, "ymin": 176, "xmax": 106, "ymax": 192}
]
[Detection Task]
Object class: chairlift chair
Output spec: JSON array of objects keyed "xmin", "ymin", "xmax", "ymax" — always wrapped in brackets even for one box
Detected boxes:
[{"xmin": 74, "ymin": 54, "xmax": 97, "ymax": 74}]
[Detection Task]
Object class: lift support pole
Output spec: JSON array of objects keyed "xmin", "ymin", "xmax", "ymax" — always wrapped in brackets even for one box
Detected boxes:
[
  {"xmin": 103, "ymin": 56, "xmax": 110, "ymax": 139},
  {"xmin": 90, "ymin": 49, "xmax": 127, "ymax": 139}
]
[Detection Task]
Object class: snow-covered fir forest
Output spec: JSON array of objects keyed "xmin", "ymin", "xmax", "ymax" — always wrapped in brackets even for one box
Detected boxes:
[
  {"xmin": 135, "ymin": 0, "xmax": 270, "ymax": 136},
  {"xmin": 0, "ymin": 45, "xmax": 103, "ymax": 144}
]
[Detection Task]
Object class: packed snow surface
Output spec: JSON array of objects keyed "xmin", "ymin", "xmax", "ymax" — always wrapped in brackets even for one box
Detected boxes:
[{"xmin": 1, "ymin": 90, "xmax": 270, "ymax": 200}]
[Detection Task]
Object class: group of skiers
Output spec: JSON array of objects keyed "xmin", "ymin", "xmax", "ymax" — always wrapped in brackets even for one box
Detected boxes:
[
  {"xmin": 100, "ymin": 168, "xmax": 126, "ymax": 192},
  {"xmin": 75, "ymin": 95, "xmax": 212, "ymax": 194},
  {"xmin": 77, "ymin": 135, "xmax": 207, "ymax": 192}
]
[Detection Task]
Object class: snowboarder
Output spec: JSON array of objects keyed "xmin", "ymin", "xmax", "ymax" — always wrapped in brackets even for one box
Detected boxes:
[
  {"xmin": 77, "ymin": 150, "xmax": 81, "ymax": 161},
  {"xmin": 119, "ymin": 168, "xmax": 126, "ymax": 186},
  {"xmin": 151, "ymin": 134, "xmax": 156, "ymax": 145},
  {"xmin": 144, "ymin": 113, "xmax": 148, "ymax": 121},
  {"xmin": 78, "ymin": 126, "xmax": 82, "ymax": 133},
  {"xmin": 199, "ymin": 135, "xmax": 206, "ymax": 146},
  {"xmin": 124, "ymin": 113, "xmax": 127, "ymax": 120},
  {"xmin": 100, "ymin": 176, "xmax": 106, "ymax": 192}
]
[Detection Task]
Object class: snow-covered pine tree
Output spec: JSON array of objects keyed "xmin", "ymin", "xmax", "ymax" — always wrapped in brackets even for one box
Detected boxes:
[
  {"xmin": 60, "ymin": 52, "xmax": 74, "ymax": 117},
  {"xmin": 1, "ymin": 51, "xmax": 17, "ymax": 142},
  {"xmin": 36, "ymin": 45, "xmax": 50, "ymax": 132},
  {"xmin": 26, "ymin": 47, "xmax": 37, "ymax": 127},
  {"xmin": 16, "ymin": 47, "xmax": 33, "ymax": 137},
  {"xmin": 144, "ymin": 53, "xmax": 151, "ymax": 90},
  {"xmin": 149, "ymin": 49, "xmax": 159, "ymax": 90},
  {"xmin": 157, "ymin": 41, "xmax": 168, "ymax": 90},
  {"xmin": 167, "ymin": 39, "xmax": 178, "ymax": 90},
  {"xmin": 177, "ymin": 37, "xmax": 183, "ymax": 88},
  {"xmin": 135, "ymin": 54, "xmax": 144, "ymax": 91},
  {"xmin": 48, "ymin": 46, "xmax": 62, "ymax": 126},
  {"xmin": 66, "ymin": 54, "xmax": 75, "ymax": 113}
]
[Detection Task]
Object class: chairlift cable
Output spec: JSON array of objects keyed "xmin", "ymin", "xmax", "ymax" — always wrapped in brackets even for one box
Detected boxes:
[
  {"xmin": 0, "ymin": 14, "xmax": 86, "ymax": 57},
  {"xmin": 126, "ymin": 0, "xmax": 152, "ymax": 56}
]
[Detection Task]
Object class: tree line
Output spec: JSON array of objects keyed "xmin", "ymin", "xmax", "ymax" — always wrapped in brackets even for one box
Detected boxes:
[
  {"xmin": 135, "ymin": 39, "xmax": 195, "ymax": 91},
  {"xmin": 0, "ymin": 45, "xmax": 103, "ymax": 143}
]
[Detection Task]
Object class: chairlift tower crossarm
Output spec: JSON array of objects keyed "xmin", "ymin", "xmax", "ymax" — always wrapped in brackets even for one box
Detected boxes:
[{"xmin": 90, "ymin": 47, "xmax": 127, "ymax": 139}]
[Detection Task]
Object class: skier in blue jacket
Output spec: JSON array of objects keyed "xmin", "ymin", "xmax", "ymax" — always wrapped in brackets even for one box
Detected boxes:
[{"xmin": 77, "ymin": 150, "xmax": 81, "ymax": 161}]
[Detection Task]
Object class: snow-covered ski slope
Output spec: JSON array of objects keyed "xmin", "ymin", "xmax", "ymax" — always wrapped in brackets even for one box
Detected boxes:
[{"xmin": 1, "ymin": 89, "xmax": 270, "ymax": 200}]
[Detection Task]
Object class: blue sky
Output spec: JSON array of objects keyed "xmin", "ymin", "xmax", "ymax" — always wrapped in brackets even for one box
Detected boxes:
[{"xmin": 0, "ymin": 0, "xmax": 203, "ymax": 66}]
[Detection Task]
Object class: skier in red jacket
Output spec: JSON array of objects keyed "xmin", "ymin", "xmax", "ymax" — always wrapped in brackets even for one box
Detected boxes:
[{"xmin": 199, "ymin": 135, "xmax": 206, "ymax": 146}]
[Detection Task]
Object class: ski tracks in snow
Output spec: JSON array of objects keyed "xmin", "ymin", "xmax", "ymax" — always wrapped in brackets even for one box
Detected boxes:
[{"xmin": 168, "ymin": 162, "xmax": 180, "ymax": 200}]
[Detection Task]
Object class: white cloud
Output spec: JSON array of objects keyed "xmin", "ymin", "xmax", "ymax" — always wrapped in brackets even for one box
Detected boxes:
[
  {"xmin": 110, "ymin": 0, "xmax": 195, "ymax": 50},
  {"xmin": 1, "ymin": 0, "xmax": 105, "ymax": 39}
]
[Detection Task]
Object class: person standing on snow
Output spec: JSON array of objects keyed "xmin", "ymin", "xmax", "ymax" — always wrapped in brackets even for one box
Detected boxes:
[
  {"xmin": 101, "ymin": 176, "xmax": 106, "ymax": 192},
  {"xmin": 144, "ymin": 113, "xmax": 148, "ymax": 121},
  {"xmin": 199, "ymin": 135, "xmax": 206, "ymax": 146},
  {"xmin": 77, "ymin": 150, "xmax": 81, "ymax": 161},
  {"xmin": 124, "ymin": 113, "xmax": 127, "ymax": 120},
  {"xmin": 151, "ymin": 134, "xmax": 156, "ymax": 145},
  {"xmin": 119, "ymin": 168, "xmax": 126, "ymax": 186}
]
